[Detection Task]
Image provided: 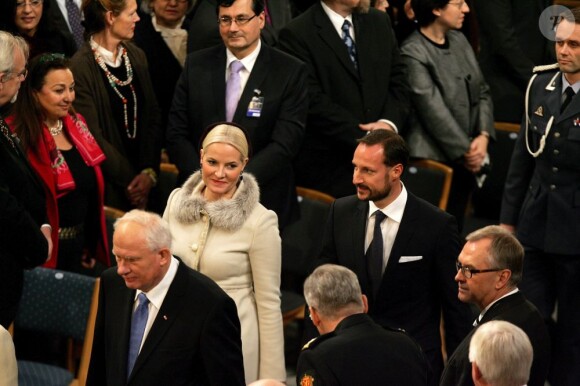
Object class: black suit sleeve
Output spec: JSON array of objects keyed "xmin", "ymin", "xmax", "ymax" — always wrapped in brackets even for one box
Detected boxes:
[
  {"xmin": 166, "ymin": 57, "xmax": 200, "ymax": 180},
  {"xmin": 199, "ymin": 292, "xmax": 246, "ymax": 385}
]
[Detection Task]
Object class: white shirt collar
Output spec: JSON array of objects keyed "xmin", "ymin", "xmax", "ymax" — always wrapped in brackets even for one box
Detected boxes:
[
  {"xmin": 89, "ymin": 36, "xmax": 123, "ymax": 67},
  {"xmin": 135, "ymin": 256, "xmax": 180, "ymax": 311},
  {"xmin": 368, "ymin": 183, "xmax": 407, "ymax": 223},
  {"xmin": 562, "ymin": 73, "xmax": 580, "ymax": 95},
  {"xmin": 320, "ymin": 1, "xmax": 354, "ymax": 40},
  {"xmin": 226, "ymin": 39, "xmax": 261, "ymax": 74}
]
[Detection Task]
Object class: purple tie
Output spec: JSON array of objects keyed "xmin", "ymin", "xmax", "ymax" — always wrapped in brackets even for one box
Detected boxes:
[
  {"xmin": 127, "ymin": 293, "xmax": 149, "ymax": 379},
  {"xmin": 225, "ymin": 60, "xmax": 244, "ymax": 122},
  {"xmin": 66, "ymin": 0, "xmax": 84, "ymax": 49}
]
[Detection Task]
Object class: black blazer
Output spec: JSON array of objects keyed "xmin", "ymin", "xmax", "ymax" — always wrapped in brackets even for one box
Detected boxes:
[
  {"xmin": 440, "ymin": 292, "xmax": 551, "ymax": 386},
  {"xmin": 320, "ymin": 193, "xmax": 472, "ymax": 376},
  {"xmin": 133, "ymin": 12, "xmax": 186, "ymax": 137},
  {"xmin": 87, "ymin": 260, "xmax": 245, "ymax": 386},
  {"xmin": 278, "ymin": 4, "xmax": 410, "ymax": 197},
  {"xmin": 297, "ymin": 313, "xmax": 429, "ymax": 386},
  {"xmin": 166, "ymin": 43, "xmax": 308, "ymax": 227},
  {"xmin": 0, "ymin": 117, "xmax": 48, "ymax": 328}
]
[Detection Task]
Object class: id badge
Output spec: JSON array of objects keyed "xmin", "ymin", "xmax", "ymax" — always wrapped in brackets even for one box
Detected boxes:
[{"xmin": 247, "ymin": 89, "xmax": 264, "ymax": 118}]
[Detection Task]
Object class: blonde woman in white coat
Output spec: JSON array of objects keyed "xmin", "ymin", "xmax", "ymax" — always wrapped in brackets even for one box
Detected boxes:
[{"xmin": 163, "ymin": 123, "xmax": 285, "ymax": 383}]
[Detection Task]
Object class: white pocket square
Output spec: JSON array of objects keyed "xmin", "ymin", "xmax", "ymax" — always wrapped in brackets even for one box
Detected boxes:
[{"xmin": 399, "ymin": 256, "xmax": 423, "ymax": 263}]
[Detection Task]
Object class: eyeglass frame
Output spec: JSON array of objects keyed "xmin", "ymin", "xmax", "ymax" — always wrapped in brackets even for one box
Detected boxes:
[
  {"xmin": 15, "ymin": 0, "xmax": 43, "ymax": 8},
  {"xmin": 156, "ymin": 0, "xmax": 189, "ymax": 4},
  {"xmin": 447, "ymin": 0, "xmax": 466, "ymax": 9},
  {"xmin": 455, "ymin": 260, "xmax": 503, "ymax": 279},
  {"xmin": 0, "ymin": 68, "xmax": 28, "ymax": 83},
  {"xmin": 217, "ymin": 14, "xmax": 257, "ymax": 27}
]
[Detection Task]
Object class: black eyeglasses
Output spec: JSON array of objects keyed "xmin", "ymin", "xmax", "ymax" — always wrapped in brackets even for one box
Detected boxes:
[
  {"xmin": 455, "ymin": 261, "xmax": 503, "ymax": 279},
  {"xmin": 217, "ymin": 14, "xmax": 257, "ymax": 26}
]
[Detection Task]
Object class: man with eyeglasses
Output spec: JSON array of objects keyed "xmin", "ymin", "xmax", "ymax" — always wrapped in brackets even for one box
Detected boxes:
[
  {"xmin": 166, "ymin": 0, "xmax": 308, "ymax": 230},
  {"xmin": 0, "ymin": 31, "xmax": 52, "ymax": 328},
  {"xmin": 441, "ymin": 225, "xmax": 550, "ymax": 386}
]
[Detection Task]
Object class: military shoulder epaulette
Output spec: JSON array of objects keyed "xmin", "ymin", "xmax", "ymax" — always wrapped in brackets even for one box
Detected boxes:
[
  {"xmin": 301, "ymin": 332, "xmax": 335, "ymax": 351},
  {"xmin": 533, "ymin": 63, "xmax": 559, "ymax": 73}
]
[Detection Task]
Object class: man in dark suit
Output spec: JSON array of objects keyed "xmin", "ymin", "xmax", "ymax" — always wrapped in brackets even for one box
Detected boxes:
[
  {"xmin": 46, "ymin": 0, "xmax": 82, "ymax": 51},
  {"xmin": 167, "ymin": 0, "xmax": 308, "ymax": 228},
  {"xmin": 298, "ymin": 263, "xmax": 429, "ymax": 385},
  {"xmin": 0, "ymin": 31, "xmax": 51, "ymax": 328},
  {"xmin": 474, "ymin": 0, "xmax": 553, "ymax": 123},
  {"xmin": 278, "ymin": 0, "xmax": 409, "ymax": 198},
  {"xmin": 440, "ymin": 226, "xmax": 550, "ymax": 386},
  {"xmin": 318, "ymin": 129, "xmax": 472, "ymax": 384},
  {"xmin": 500, "ymin": 10, "xmax": 580, "ymax": 386},
  {"xmin": 87, "ymin": 210, "xmax": 245, "ymax": 386}
]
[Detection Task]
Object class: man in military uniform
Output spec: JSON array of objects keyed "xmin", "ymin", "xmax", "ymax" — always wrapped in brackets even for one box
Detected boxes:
[
  {"xmin": 500, "ymin": 8, "xmax": 580, "ymax": 386},
  {"xmin": 297, "ymin": 264, "xmax": 428, "ymax": 386}
]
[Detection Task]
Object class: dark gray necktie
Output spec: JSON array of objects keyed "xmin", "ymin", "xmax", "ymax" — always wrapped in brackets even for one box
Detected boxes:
[
  {"xmin": 367, "ymin": 211, "xmax": 386, "ymax": 295},
  {"xmin": 341, "ymin": 20, "xmax": 357, "ymax": 69},
  {"xmin": 561, "ymin": 86, "xmax": 575, "ymax": 113},
  {"xmin": 65, "ymin": 0, "xmax": 84, "ymax": 49}
]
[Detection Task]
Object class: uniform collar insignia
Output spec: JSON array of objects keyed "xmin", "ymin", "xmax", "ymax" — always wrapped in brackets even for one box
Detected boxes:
[
  {"xmin": 574, "ymin": 117, "xmax": 580, "ymax": 126},
  {"xmin": 534, "ymin": 106, "xmax": 544, "ymax": 117}
]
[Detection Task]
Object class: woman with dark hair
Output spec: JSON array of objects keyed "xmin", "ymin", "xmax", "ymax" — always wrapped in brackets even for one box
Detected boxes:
[
  {"xmin": 70, "ymin": 0, "xmax": 162, "ymax": 211},
  {"xmin": 0, "ymin": 0, "xmax": 76, "ymax": 59},
  {"xmin": 401, "ymin": 0, "xmax": 494, "ymax": 231},
  {"xmin": 6, "ymin": 53, "xmax": 109, "ymax": 273},
  {"xmin": 163, "ymin": 123, "xmax": 286, "ymax": 383},
  {"xmin": 133, "ymin": 0, "xmax": 192, "ymax": 137}
]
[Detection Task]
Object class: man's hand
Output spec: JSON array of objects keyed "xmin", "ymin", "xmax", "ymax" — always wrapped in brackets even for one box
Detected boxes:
[
  {"xmin": 464, "ymin": 134, "xmax": 488, "ymax": 173},
  {"xmin": 127, "ymin": 173, "xmax": 153, "ymax": 209}
]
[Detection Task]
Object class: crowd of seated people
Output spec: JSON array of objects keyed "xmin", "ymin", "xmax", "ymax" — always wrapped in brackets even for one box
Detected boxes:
[{"xmin": 1, "ymin": 0, "xmax": 580, "ymax": 385}]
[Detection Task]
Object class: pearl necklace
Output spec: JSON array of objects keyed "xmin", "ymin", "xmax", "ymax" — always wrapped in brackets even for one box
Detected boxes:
[
  {"xmin": 47, "ymin": 120, "xmax": 63, "ymax": 136},
  {"xmin": 91, "ymin": 40, "xmax": 138, "ymax": 139}
]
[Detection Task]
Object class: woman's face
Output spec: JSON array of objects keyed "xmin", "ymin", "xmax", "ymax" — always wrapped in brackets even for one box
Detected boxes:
[
  {"xmin": 435, "ymin": 0, "xmax": 469, "ymax": 31},
  {"xmin": 14, "ymin": 0, "xmax": 43, "ymax": 36},
  {"xmin": 34, "ymin": 68, "xmax": 75, "ymax": 123},
  {"xmin": 151, "ymin": 0, "xmax": 189, "ymax": 29},
  {"xmin": 200, "ymin": 142, "xmax": 248, "ymax": 201},
  {"xmin": 109, "ymin": 0, "xmax": 140, "ymax": 41}
]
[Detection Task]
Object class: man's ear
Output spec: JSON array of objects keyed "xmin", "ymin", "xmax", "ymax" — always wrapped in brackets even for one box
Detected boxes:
[{"xmin": 361, "ymin": 294, "xmax": 369, "ymax": 314}]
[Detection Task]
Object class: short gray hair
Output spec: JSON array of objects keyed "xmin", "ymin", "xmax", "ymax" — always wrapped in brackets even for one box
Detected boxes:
[
  {"xmin": 469, "ymin": 320, "xmax": 533, "ymax": 386},
  {"xmin": 114, "ymin": 210, "xmax": 172, "ymax": 252},
  {"xmin": 465, "ymin": 225, "xmax": 524, "ymax": 287},
  {"xmin": 0, "ymin": 31, "xmax": 29, "ymax": 74},
  {"xmin": 303, "ymin": 264, "xmax": 364, "ymax": 319}
]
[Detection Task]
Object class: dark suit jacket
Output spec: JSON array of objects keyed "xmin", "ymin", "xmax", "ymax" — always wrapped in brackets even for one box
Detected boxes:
[
  {"xmin": 474, "ymin": 0, "xmax": 553, "ymax": 122},
  {"xmin": 0, "ymin": 116, "xmax": 48, "ymax": 328},
  {"xmin": 87, "ymin": 260, "xmax": 245, "ymax": 386},
  {"xmin": 500, "ymin": 70, "xmax": 580, "ymax": 255},
  {"xmin": 133, "ymin": 12, "xmax": 187, "ymax": 139},
  {"xmin": 440, "ymin": 292, "xmax": 550, "ymax": 386},
  {"xmin": 319, "ymin": 193, "xmax": 472, "ymax": 380},
  {"xmin": 278, "ymin": 4, "xmax": 410, "ymax": 197},
  {"xmin": 46, "ymin": 0, "xmax": 78, "ymax": 52},
  {"xmin": 166, "ymin": 43, "xmax": 308, "ymax": 227},
  {"xmin": 297, "ymin": 313, "xmax": 429, "ymax": 386}
]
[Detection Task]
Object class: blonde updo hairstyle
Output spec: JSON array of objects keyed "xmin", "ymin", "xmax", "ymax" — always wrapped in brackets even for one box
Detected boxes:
[{"xmin": 200, "ymin": 122, "xmax": 251, "ymax": 163}]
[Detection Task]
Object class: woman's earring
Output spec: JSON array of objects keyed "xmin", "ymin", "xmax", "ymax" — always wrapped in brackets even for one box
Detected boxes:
[
  {"xmin": 199, "ymin": 163, "xmax": 203, "ymax": 176},
  {"xmin": 239, "ymin": 170, "xmax": 244, "ymax": 181}
]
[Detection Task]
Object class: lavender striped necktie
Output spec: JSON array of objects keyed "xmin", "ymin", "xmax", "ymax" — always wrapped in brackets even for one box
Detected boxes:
[{"xmin": 225, "ymin": 60, "xmax": 244, "ymax": 122}]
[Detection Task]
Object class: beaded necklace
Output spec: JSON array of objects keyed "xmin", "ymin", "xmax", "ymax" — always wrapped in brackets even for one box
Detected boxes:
[{"xmin": 90, "ymin": 40, "xmax": 138, "ymax": 139}]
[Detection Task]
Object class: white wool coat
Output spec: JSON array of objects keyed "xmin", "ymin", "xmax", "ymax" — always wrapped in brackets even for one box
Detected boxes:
[{"xmin": 163, "ymin": 171, "xmax": 285, "ymax": 383}]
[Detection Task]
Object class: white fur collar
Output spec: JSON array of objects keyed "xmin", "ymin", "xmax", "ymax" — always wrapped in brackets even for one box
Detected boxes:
[{"xmin": 174, "ymin": 171, "xmax": 260, "ymax": 231}]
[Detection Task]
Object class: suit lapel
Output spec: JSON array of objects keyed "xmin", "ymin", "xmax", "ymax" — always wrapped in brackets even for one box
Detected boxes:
[
  {"xmin": 129, "ymin": 263, "xmax": 187, "ymax": 380},
  {"xmin": 314, "ymin": 3, "xmax": 359, "ymax": 79},
  {"xmin": 353, "ymin": 200, "xmax": 371, "ymax": 296},
  {"xmin": 381, "ymin": 194, "xmax": 417, "ymax": 285},
  {"xmin": 234, "ymin": 46, "xmax": 270, "ymax": 121}
]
